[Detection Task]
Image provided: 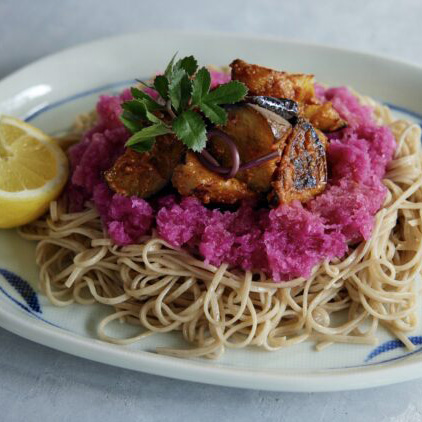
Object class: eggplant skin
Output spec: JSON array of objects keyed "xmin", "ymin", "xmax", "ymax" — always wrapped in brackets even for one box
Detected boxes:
[
  {"xmin": 231, "ymin": 59, "xmax": 316, "ymax": 104},
  {"xmin": 270, "ymin": 119, "xmax": 327, "ymax": 205},
  {"xmin": 210, "ymin": 104, "xmax": 291, "ymax": 193},
  {"xmin": 172, "ymin": 152, "xmax": 257, "ymax": 205},
  {"xmin": 246, "ymin": 96, "xmax": 299, "ymax": 123},
  {"xmin": 105, "ymin": 135, "xmax": 185, "ymax": 198},
  {"xmin": 303, "ymin": 102, "xmax": 347, "ymax": 132}
]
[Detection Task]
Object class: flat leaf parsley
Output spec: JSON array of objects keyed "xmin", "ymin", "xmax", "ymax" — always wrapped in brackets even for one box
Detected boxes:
[{"xmin": 120, "ymin": 55, "xmax": 247, "ymax": 153}]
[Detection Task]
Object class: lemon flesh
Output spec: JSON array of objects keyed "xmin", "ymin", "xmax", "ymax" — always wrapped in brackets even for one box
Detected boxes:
[{"xmin": 0, "ymin": 115, "xmax": 69, "ymax": 228}]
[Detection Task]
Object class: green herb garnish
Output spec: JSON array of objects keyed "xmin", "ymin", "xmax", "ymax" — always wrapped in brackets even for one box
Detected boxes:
[{"xmin": 120, "ymin": 55, "xmax": 247, "ymax": 153}]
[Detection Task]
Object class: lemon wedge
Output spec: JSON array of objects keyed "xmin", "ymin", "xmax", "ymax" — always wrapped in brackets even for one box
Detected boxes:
[{"xmin": 0, "ymin": 115, "xmax": 69, "ymax": 228}]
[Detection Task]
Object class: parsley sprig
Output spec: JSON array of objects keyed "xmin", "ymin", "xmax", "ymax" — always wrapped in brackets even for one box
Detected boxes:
[{"xmin": 120, "ymin": 55, "xmax": 247, "ymax": 153}]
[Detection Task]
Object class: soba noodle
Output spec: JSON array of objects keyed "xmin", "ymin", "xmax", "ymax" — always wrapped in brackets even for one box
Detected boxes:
[{"xmin": 19, "ymin": 93, "xmax": 422, "ymax": 359}]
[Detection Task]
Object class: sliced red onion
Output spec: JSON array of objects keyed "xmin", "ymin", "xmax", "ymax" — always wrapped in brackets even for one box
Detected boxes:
[
  {"xmin": 238, "ymin": 150, "xmax": 280, "ymax": 171},
  {"xmin": 207, "ymin": 129, "xmax": 240, "ymax": 178},
  {"xmin": 200, "ymin": 149, "xmax": 222, "ymax": 167},
  {"xmin": 198, "ymin": 130, "xmax": 240, "ymax": 178},
  {"xmin": 198, "ymin": 130, "xmax": 280, "ymax": 178},
  {"xmin": 199, "ymin": 150, "xmax": 229, "ymax": 174}
]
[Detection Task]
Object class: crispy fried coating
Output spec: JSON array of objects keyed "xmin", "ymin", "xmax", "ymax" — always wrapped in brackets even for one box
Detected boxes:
[
  {"xmin": 302, "ymin": 102, "xmax": 346, "ymax": 132},
  {"xmin": 231, "ymin": 59, "xmax": 316, "ymax": 104},
  {"xmin": 172, "ymin": 152, "xmax": 257, "ymax": 205},
  {"xmin": 105, "ymin": 135, "xmax": 184, "ymax": 198}
]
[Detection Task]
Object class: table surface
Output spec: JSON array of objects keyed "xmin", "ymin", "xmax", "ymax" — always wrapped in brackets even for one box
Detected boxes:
[{"xmin": 2, "ymin": 0, "xmax": 422, "ymax": 421}]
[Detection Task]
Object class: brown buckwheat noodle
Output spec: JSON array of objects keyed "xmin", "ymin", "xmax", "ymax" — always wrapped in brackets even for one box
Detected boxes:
[{"xmin": 19, "ymin": 92, "xmax": 422, "ymax": 359}]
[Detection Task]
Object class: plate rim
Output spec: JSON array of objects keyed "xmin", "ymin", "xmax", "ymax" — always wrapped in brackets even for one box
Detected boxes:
[
  {"xmin": 1, "ymin": 30, "xmax": 422, "ymax": 85},
  {"xmin": 1, "ymin": 30, "xmax": 422, "ymax": 392},
  {"xmin": 2, "ymin": 301, "xmax": 422, "ymax": 393}
]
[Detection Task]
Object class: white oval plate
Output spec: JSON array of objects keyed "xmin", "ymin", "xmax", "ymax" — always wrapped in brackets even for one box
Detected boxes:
[{"xmin": 1, "ymin": 32, "xmax": 422, "ymax": 392}]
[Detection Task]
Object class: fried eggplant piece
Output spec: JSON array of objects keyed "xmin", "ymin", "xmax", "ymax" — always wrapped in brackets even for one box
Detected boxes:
[
  {"xmin": 172, "ymin": 152, "xmax": 257, "ymax": 205},
  {"xmin": 209, "ymin": 104, "xmax": 291, "ymax": 193},
  {"xmin": 270, "ymin": 119, "xmax": 327, "ymax": 204},
  {"xmin": 105, "ymin": 135, "xmax": 185, "ymax": 198},
  {"xmin": 302, "ymin": 102, "xmax": 346, "ymax": 132},
  {"xmin": 231, "ymin": 59, "xmax": 316, "ymax": 104}
]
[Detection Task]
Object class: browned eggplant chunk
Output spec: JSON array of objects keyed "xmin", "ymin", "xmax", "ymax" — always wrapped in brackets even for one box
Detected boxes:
[
  {"xmin": 230, "ymin": 59, "xmax": 316, "ymax": 104},
  {"xmin": 105, "ymin": 134, "xmax": 185, "ymax": 198},
  {"xmin": 303, "ymin": 102, "xmax": 346, "ymax": 132},
  {"xmin": 209, "ymin": 104, "xmax": 291, "ymax": 193},
  {"xmin": 172, "ymin": 152, "xmax": 257, "ymax": 205},
  {"xmin": 270, "ymin": 119, "xmax": 327, "ymax": 204}
]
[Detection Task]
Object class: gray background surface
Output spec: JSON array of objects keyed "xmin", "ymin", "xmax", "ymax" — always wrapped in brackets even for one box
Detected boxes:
[{"xmin": 1, "ymin": 0, "xmax": 422, "ymax": 421}]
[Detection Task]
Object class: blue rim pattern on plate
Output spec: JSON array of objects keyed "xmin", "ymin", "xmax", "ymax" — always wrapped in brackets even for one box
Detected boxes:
[
  {"xmin": 24, "ymin": 79, "xmax": 136, "ymax": 122},
  {"xmin": 365, "ymin": 337, "xmax": 422, "ymax": 362},
  {"xmin": 0, "ymin": 268, "xmax": 41, "ymax": 313},
  {"xmin": 0, "ymin": 269, "xmax": 60, "ymax": 328},
  {"xmin": 2, "ymin": 265, "xmax": 421, "ymax": 366},
  {"xmin": 21, "ymin": 79, "xmax": 422, "ymax": 125}
]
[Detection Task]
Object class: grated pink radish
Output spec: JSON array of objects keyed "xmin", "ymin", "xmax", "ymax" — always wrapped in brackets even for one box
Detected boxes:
[{"xmin": 66, "ymin": 73, "xmax": 396, "ymax": 281}]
